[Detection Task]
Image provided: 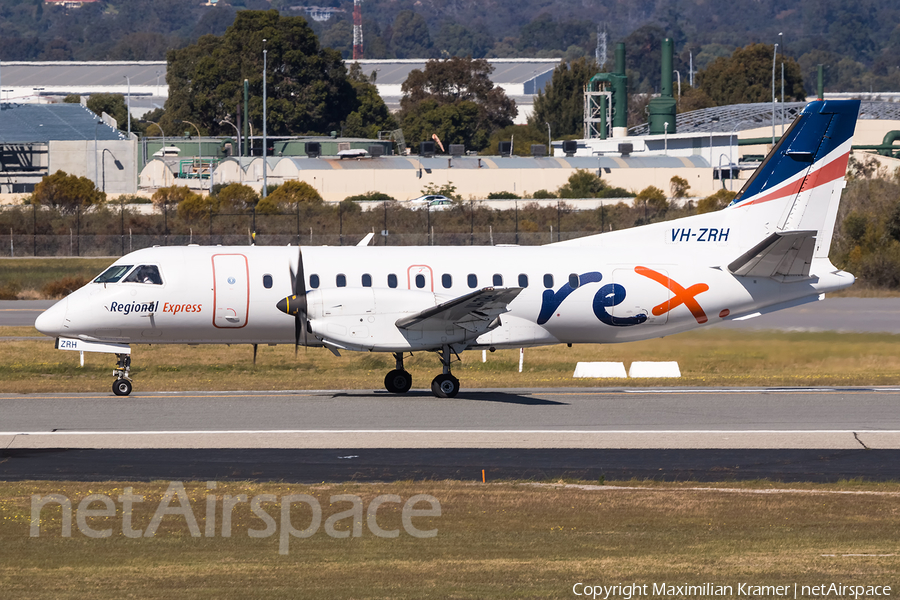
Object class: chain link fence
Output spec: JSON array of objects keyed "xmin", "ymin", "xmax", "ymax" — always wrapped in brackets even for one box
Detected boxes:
[{"xmin": 0, "ymin": 202, "xmax": 618, "ymax": 257}]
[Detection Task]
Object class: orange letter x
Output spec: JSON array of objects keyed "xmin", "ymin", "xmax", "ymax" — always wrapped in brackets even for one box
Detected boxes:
[{"xmin": 634, "ymin": 266, "xmax": 710, "ymax": 324}]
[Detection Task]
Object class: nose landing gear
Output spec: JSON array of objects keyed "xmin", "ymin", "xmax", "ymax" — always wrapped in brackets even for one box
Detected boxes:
[
  {"xmin": 112, "ymin": 353, "xmax": 133, "ymax": 396},
  {"xmin": 384, "ymin": 352, "xmax": 412, "ymax": 393}
]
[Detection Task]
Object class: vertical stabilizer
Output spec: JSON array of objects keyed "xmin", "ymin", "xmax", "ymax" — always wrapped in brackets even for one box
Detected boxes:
[{"xmin": 730, "ymin": 100, "xmax": 860, "ymax": 258}]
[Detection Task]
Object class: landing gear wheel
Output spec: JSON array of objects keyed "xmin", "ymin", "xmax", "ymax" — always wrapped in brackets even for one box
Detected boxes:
[
  {"xmin": 384, "ymin": 369, "xmax": 412, "ymax": 394},
  {"xmin": 113, "ymin": 378, "xmax": 133, "ymax": 396},
  {"xmin": 431, "ymin": 374, "xmax": 460, "ymax": 398}
]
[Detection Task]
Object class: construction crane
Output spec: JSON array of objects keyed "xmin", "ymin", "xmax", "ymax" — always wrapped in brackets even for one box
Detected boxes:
[{"xmin": 352, "ymin": 0, "xmax": 363, "ymax": 60}]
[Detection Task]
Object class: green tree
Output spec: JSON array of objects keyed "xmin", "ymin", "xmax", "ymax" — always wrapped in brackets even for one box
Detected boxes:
[
  {"xmin": 86, "ymin": 93, "xmax": 136, "ymax": 133},
  {"xmin": 529, "ymin": 57, "xmax": 599, "ymax": 139},
  {"xmin": 434, "ymin": 22, "xmax": 493, "ymax": 58},
  {"xmin": 670, "ymin": 176, "xmax": 691, "ymax": 199},
  {"xmin": 699, "ymin": 44, "xmax": 805, "ymax": 105},
  {"xmin": 399, "ymin": 56, "xmax": 516, "ymax": 152},
  {"xmin": 164, "ymin": 10, "xmax": 355, "ymax": 137},
  {"xmin": 257, "ymin": 180, "xmax": 323, "ymax": 213},
  {"xmin": 216, "ymin": 183, "xmax": 259, "ymax": 212},
  {"xmin": 557, "ymin": 169, "xmax": 605, "ymax": 198},
  {"xmin": 151, "ymin": 185, "xmax": 199, "ymax": 211},
  {"xmin": 697, "ymin": 189, "xmax": 737, "ymax": 214},
  {"xmin": 485, "ymin": 124, "xmax": 548, "ymax": 156},
  {"xmin": 33, "ymin": 171, "xmax": 105, "ymax": 214},
  {"xmin": 342, "ymin": 64, "xmax": 397, "ymax": 139},
  {"xmin": 389, "ymin": 11, "xmax": 433, "ymax": 59},
  {"xmin": 633, "ymin": 186, "xmax": 669, "ymax": 217}
]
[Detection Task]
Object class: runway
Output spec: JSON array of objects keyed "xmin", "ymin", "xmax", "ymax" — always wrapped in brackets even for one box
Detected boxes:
[
  {"xmin": 4, "ymin": 388, "xmax": 900, "ymax": 482},
  {"xmin": 3, "ymin": 388, "xmax": 900, "ymax": 450}
]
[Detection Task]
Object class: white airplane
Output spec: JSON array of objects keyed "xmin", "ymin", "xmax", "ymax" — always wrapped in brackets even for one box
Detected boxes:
[{"xmin": 36, "ymin": 99, "xmax": 860, "ymax": 398}]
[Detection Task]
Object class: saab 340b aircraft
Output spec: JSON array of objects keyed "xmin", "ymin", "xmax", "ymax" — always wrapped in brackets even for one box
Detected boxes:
[{"xmin": 36, "ymin": 100, "xmax": 860, "ymax": 397}]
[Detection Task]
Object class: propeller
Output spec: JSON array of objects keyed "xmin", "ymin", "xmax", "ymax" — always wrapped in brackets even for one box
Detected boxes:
[{"xmin": 276, "ymin": 246, "xmax": 309, "ymax": 353}]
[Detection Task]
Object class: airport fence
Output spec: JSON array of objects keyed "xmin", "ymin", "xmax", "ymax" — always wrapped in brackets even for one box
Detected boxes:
[{"xmin": 0, "ymin": 201, "xmax": 629, "ymax": 257}]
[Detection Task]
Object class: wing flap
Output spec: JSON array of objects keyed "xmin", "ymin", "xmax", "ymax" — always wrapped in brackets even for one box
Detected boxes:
[
  {"xmin": 728, "ymin": 230, "xmax": 817, "ymax": 280},
  {"xmin": 395, "ymin": 287, "xmax": 522, "ymax": 334}
]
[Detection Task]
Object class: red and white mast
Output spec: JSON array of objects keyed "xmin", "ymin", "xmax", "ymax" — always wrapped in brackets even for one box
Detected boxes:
[{"xmin": 352, "ymin": 0, "xmax": 364, "ymax": 60}]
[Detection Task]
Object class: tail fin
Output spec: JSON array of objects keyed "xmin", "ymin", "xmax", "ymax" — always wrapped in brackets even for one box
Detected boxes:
[{"xmin": 729, "ymin": 99, "xmax": 860, "ymax": 260}]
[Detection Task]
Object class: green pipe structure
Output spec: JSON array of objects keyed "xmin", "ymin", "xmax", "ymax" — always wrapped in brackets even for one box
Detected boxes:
[
  {"xmin": 587, "ymin": 42, "xmax": 627, "ymax": 135},
  {"xmin": 648, "ymin": 38, "xmax": 676, "ymax": 135}
]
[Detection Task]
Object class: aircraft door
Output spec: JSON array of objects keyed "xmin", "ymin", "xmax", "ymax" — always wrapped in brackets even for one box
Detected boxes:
[
  {"xmin": 407, "ymin": 265, "xmax": 434, "ymax": 292},
  {"xmin": 212, "ymin": 254, "xmax": 250, "ymax": 328}
]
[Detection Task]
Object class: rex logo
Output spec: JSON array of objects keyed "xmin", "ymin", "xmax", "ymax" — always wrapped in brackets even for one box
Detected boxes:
[{"xmin": 537, "ymin": 267, "xmax": 710, "ymax": 327}]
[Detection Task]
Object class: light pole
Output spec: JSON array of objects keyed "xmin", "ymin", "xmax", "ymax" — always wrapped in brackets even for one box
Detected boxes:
[
  {"xmin": 545, "ymin": 122, "xmax": 551, "ymax": 153},
  {"xmin": 779, "ymin": 32, "xmax": 785, "ymax": 134},
  {"xmin": 729, "ymin": 120, "xmax": 749, "ymax": 191},
  {"xmin": 94, "ymin": 120, "xmax": 102, "ymax": 188},
  {"xmin": 123, "ymin": 75, "xmax": 131, "ymax": 137},
  {"xmin": 772, "ymin": 43, "xmax": 778, "ymax": 145},
  {"xmin": 673, "ymin": 70, "xmax": 681, "ymax": 99},
  {"xmin": 262, "ymin": 38, "xmax": 268, "ymax": 198},
  {"xmin": 182, "ymin": 120, "xmax": 203, "ymax": 189},
  {"xmin": 155, "ymin": 70, "xmax": 161, "ymax": 97},
  {"xmin": 220, "ymin": 118, "xmax": 240, "ymax": 158},
  {"xmin": 101, "ymin": 148, "xmax": 124, "ymax": 193},
  {"xmin": 145, "ymin": 119, "xmax": 166, "ymax": 157}
]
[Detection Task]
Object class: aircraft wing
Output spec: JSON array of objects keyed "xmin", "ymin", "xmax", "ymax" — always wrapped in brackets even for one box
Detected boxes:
[
  {"xmin": 727, "ymin": 230, "xmax": 817, "ymax": 280},
  {"xmin": 395, "ymin": 287, "xmax": 523, "ymax": 334}
]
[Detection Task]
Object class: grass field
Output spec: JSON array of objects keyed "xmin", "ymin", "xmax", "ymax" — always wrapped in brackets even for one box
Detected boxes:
[
  {"xmin": 3, "ymin": 326, "xmax": 900, "ymax": 393},
  {"xmin": 1, "ymin": 479, "xmax": 898, "ymax": 599}
]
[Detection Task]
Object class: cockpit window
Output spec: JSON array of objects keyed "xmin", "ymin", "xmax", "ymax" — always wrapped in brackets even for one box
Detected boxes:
[
  {"xmin": 123, "ymin": 265, "xmax": 163, "ymax": 285},
  {"xmin": 94, "ymin": 265, "xmax": 133, "ymax": 284}
]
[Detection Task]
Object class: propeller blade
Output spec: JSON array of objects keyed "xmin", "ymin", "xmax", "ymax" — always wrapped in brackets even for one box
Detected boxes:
[
  {"xmin": 277, "ymin": 245, "xmax": 310, "ymax": 353},
  {"xmin": 253, "ymin": 343, "xmax": 258, "ymax": 365}
]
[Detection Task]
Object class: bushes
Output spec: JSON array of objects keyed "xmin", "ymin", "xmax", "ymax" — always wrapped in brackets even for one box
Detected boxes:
[{"xmin": 42, "ymin": 276, "xmax": 89, "ymax": 299}]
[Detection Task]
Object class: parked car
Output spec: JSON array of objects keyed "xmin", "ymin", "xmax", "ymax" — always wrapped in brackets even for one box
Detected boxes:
[{"xmin": 409, "ymin": 194, "xmax": 451, "ymax": 206}]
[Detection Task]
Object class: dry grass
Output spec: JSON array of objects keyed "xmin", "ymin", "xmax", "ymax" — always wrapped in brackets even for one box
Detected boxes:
[
  {"xmin": 1, "ymin": 480, "xmax": 899, "ymax": 599},
  {"xmin": 3, "ymin": 327, "xmax": 900, "ymax": 393}
]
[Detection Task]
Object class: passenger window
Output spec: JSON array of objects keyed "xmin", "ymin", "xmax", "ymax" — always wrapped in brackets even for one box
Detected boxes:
[
  {"xmin": 442, "ymin": 274, "xmax": 452, "ymax": 288},
  {"xmin": 336, "ymin": 274, "xmax": 346, "ymax": 287},
  {"xmin": 467, "ymin": 274, "xmax": 477, "ymax": 288},
  {"xmin": 415, "ymin": 274, "xmax": 426, "ymax": 288},
  {"xmin": 388, "ymin": 274, "xmax": 398, "ymax": 288},
  {"xmin": 568, "ymin": 273, "xmax": 579, "ymax": 288},
  {"xmin": 518, "ymin": 274, "xmax": 528, "ymax": 287},
  {"xmin": 493, "ymin": 274, "xmax": 503, "ymax": 286},
  {"xmin": 310, "ymin": 274, "xmax": 320, "ymax": 289},
  {"xmin": 123, "ymin": 265, "xmax": 163, "ymax": 285},
  {"xmin": 361, "ymin": 274, "xmax": 372, "ymax": 287},
  {"xmin": 94, "ymin": 265, "xmax": 133, "ymax": 284},
  {"xmin": 263, "ymin": 274, "xmax": 273, "ymax": 289},
  {"xmin": 543, "ymin": 274, "xmax": 554, "ymax": 288}
]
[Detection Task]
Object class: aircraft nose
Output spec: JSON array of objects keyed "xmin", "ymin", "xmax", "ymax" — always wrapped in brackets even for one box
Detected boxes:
[{"xmin": 35, "ymin": 297, "xmax": 68, "ymax": 337}]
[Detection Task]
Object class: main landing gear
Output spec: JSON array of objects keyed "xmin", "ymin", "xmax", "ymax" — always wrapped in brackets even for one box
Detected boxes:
[
  {"xmin": 431, "ymin": 345, "xmax": 460, "ymax": 398},
  {"xmin": 112, "ymin": 353, "xmax": 133, "ymax": 396},
  {"xmin": 382, "ymin": 346, "xmax": 461, "ymax": 398}
]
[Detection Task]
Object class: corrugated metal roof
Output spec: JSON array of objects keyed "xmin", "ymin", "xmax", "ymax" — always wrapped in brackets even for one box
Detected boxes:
[
  {"xmin": 0, "ymin": 103, "xmax": 125, "ymax": 142},
  {"xmin": 1, "ymin": 61, "xmax": 165, "ymax": 87},
  {"xmin": 1, "ymin": 59, "xmax": 556, "ymax": 89}
]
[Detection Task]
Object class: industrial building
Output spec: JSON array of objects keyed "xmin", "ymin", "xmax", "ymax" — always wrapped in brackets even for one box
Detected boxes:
[{"xmin": 0, "ymin": 102, "xmax": 137, "ymax": 195}]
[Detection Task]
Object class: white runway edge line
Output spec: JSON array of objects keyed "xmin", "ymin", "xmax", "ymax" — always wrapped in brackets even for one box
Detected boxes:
[{"xmin": 5, "ymin": 429, "xmax": 900, "ymax": 436}]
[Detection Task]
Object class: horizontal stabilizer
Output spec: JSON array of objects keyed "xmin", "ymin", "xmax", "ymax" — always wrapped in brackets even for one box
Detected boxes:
[
  {"xmin": 728, "ymin": 230, "xmax": 817, "ymax": 280},
  {"xmin": 395, "ymin": 287, "xmax": 522, "ymax": 334}
]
